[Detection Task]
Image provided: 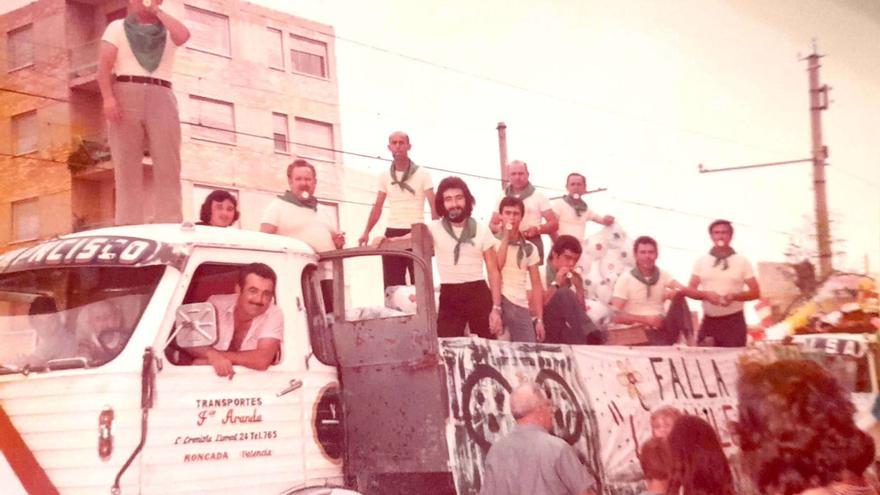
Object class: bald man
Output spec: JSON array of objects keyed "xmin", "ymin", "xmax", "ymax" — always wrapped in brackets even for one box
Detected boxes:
[
  {"xmin": 490, "ymin": 160, "xmax": 558, "ymax": 263},
  {"xmin": 359, "ymin": 131, "xmax": 438, "ymax": 287},
  {"xmin": 480, "ymin": 382, "xmax": 597, "ymax": 495}
]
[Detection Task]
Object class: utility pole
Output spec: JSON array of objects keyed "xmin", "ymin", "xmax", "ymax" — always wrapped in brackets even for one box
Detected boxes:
[
  {"xmin": 496, "ymin": 122, "xmax": 508, "ymax": 190},
  {"xmin": 806, "ymin": 44, "xmax": 833, "ymax": 279},
  {"xmin": 698, "ymin": 43, "xmax": 833, "ymax": 279}
]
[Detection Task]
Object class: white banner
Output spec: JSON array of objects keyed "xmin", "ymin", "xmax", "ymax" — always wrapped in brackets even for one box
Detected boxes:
[{"xmin": 440, "ymin": 339, "xmax": 744, "ymax": 495}]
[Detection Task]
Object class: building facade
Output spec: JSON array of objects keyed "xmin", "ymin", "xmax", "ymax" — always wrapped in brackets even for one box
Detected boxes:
[{"xmin": 0, "ymin": 0, "xmax": 343, "ymax": 250}]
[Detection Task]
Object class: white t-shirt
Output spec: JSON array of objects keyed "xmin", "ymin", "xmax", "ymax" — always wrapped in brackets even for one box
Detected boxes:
[
  {"xmin": 261, "ymin": 198, "xmax": 336, "ymax": 251},
  {"xmin": 692, "ymin": 253, "xmax": 756, "ymax": 317},
  {"xmin": 427, "ymin": 219, "xmax": 496, "ymax": 284},
  {"xmin": 378, "ymin": 165, "xmax": 433, "ymax": 229},
  {"xmin": 612, "ymin": 269, "xmax": 674, "ymax": 317},
  {"xmin": 496, "ymin": 189, "xmax": 552, "ymax": 231},
  {"xmin": 101, "ymin": 19, "xmax": 180, "ymax": 81},
  {"xmin": 550, "ymin": 197, "xmax": 602, "ymax": 240},
  {"xmin": 208, "ymin": 293, "xmax": 284, "ymax": 352},
  {"xmin": 261, "ymin": 198, "xmax": 336, "ymax": 277},
  {"xmin": 498, "ymin": 239, "xmax": 540, "ymax": 308}
]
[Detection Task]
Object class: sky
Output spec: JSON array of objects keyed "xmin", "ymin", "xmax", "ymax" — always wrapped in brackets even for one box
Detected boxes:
[
  {"xmin": 2, "ymin": 0, "xmax": 877, "ymax": 285},
  {"xmin": 246, "ymin": 0, "xmax": 879, "ymax": 283}
]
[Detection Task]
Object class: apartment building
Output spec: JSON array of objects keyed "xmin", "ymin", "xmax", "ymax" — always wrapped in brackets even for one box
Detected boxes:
[{"xmin": 0, "ymin": 0, "xmax": 343, "ymax": 250}]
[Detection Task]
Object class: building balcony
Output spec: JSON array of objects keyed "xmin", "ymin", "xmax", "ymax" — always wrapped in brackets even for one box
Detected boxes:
[
  {"xmin": 68, "ymin": 137, "xmax": 112, "ymax": 178},
  {"xmin": 69, "ymin": 39, "xmax": 100, "ymax": 92}
]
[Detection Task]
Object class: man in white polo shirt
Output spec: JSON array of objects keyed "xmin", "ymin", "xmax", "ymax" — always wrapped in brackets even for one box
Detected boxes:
[
  {"xmin": 496, "ymin": 196, "xmax": 544, "ymax": 342},
  {"xmin": 427, "ymin": 176, "xmax": 502, "ymax": 338},
  {"xmin": 490, "ymin": 160, "xmax": 558, "ymax": 263},
  {"xmin": 358, "ymin": 131, "xmax": 437, "ymax": 287},
  {"xmin": 261, "ymin": 159, "xmax": 344, "ymax": 311},
  {"xmin": 610, "ymin": 236, "xmax": 695, "ymax": 345},
  {"xmin": 187, "ymin": 263, "xmax": 283, "ymax": 378},
  {"xmin": 688, "ymin": 219, "xmax": 760, "ymax": 347},
  {"xmin": 97, "ymin": 0, "xmax": 190, "ymax": 225},
  {"xmin": 550, "ymin": 172, "xmax": 614, "ymax": 241}
]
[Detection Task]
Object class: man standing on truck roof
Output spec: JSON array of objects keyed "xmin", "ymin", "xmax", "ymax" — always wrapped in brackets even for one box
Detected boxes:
[
  {"xmin": 490, "ymin": 161, "xmax": 558, "ymax": 264},
  {"xmin": 550, "ymin": 172, "xmax": 615, "ymax": 242},
  {"xmin": 188, "ymin": 263, "xmax": 283, "ymax": 378},
  {"xmin": 427, "ymin": 176, "xmax": 502, "ymax": 338},
  {"xmin": 97, "ymin": 0, "xmax": 190, "ymax": 225},
  {"xmin": 358, "ymin": 131, "xmax": 438, "ymax": 288},
  {"xmin": 610, "ymin": 236, "xmax": 696, "ymax": 345},
  {"xmin": 480, "ymin": 382, "xmax": 597, "ymax": 495},
  {"xmin": 496, "ymin": 196, "xmax": 545, "ymax": 342},
  {"xmin": 261, "ymin": 159, "xmax": 344, "ymax": 311},
  {"xmin": 537, "ymin": 235, "xmax": 602, "ymax": 344},
  {"xmin": 687, "ymin": 219, "xmax": 760, "ymax": 347}
]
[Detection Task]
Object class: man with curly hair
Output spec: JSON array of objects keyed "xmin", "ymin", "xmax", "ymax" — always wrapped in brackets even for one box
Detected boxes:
[{"xmin": 735, "ymin": 359, "xmax": 868, "ymax": 495}]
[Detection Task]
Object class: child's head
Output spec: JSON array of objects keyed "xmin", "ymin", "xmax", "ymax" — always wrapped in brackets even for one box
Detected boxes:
[
  {"xmin": 650, "ymin": 406, "xmax": 683, "ymax": 439},
  {"xmin": 640, "ymin": 437, "xmax": 672, "ymax": 488}
]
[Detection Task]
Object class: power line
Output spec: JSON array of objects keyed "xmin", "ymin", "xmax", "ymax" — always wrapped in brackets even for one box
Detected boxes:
[
  {"xmin": 0, "ymin": 85, "xmax": 572, "ymax": 192},
  {"xmin": 0, "ymin": 151, "xmax": 70, "ymax": 165},
  {"xmin": 0, "ymin": 151, "xmax": 383, "ymax": 210},
  {"xmin": 0, "ymin": 144, "xmax": 797, "ymax": 239},
  {"xmin": 328, "ymin": 33, "xmax": 798, "ymax": 157},
  {"xmin": 611, "ymin": 195, "xmax": 794, "ymax": 237},
  {"xmin": 832, "ymin": 168, "xmax": 880, "ymax": 189},
  {"xmin": 5, "ymin": 26, "xmax": 803, "ymax": 159},
  {"xmin": 0, "ymin": 90, "xmax": 810, "ymax": 238},
  {"xmin": 0, "ymin": 86, "xmax": 69, "ymax": 104}
]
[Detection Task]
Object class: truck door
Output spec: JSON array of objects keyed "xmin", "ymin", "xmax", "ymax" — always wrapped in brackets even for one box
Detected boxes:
[
  {"xmin": 317, "ymin": 224, "xmax": 452, "ymax": 493},
  {"xmin": 142, "ymin": 248, "xmax": 342, "ymax": 494}
]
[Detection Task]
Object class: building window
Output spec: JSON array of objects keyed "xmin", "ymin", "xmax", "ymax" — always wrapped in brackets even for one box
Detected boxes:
[
  {"xmin": 184, "ymin": 5, "xmax": 230, "ymax": 57},
  {"xmin": 289, "ymin": 35, "xmax": 327, "ymax": 78},
  {"xmin": 12, "ymin": 111, "xmax": 37, "ymax": 155},
  {"xmin": 7, "ymin": 24, "xmax": 34, "ymax": 71},
  {"xmin": 273, "ymin": 113, "xmax": 289, "ymax": 153},
  {"xmin": 190, "ymin": 96, "xmax": 235, "ymax": 144},
  {"xmin": 12, "ymin": 198, "xmax": 39, "ymax": 242},
  {"xmin": 294, "ymin": 118, "xmax": 334, "ymax": 162},
  {"xmin": 267, "ymin": 27, "xmax": 284, "ymax": 70}
]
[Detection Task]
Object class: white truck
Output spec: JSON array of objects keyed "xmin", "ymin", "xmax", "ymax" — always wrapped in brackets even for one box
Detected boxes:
[
  {"xmin": 0, "ymin": 223, "xmax": 468, "ymax": 495},
  {"xmin": 0, "ymin": 223, "xmax": 753, "ymax": 495}
]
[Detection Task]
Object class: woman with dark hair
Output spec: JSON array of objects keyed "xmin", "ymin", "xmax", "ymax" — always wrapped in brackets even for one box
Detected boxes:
[
  {"xmin": 735, "ymin": 359, "xmax": 870, "ymax": 495},
  {"xmin": 197, "ymin": 189, "xmax": 239, "ymax": 227},
  {"xmin": 666, "ymin": 414, "xmax": 735, "ymax": 495}
]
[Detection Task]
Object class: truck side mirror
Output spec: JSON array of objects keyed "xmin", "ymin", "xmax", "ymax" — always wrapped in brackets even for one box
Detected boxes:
[{"xmin": 174, "ymin": 303, "xmax": 218, "ymax": 348}]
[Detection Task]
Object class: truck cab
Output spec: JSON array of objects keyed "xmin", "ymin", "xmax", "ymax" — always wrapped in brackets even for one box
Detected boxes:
[{"xmin": 0, "ymin": 223, "xmax": 449, "ymax": 494}]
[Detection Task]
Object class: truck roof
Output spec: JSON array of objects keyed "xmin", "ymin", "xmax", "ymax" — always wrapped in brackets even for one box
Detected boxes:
[
  {"xmin": 64, "ymin": 223, "xmax": 318, "ymax": 255},
  {"xmin": 0, "ymin": 223, "xmax": 321, "ymax": 274}
]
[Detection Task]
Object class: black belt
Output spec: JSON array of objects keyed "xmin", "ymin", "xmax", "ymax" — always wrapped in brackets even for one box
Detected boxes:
[{"xmin": 115, "ymin": 75, "xmax": 172, "ymax": 88}]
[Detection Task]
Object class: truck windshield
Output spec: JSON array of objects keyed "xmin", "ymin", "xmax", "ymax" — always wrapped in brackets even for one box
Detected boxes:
[{"xmin": 0, "ymin": 265, "xmax": 164, "ymax": 373}]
